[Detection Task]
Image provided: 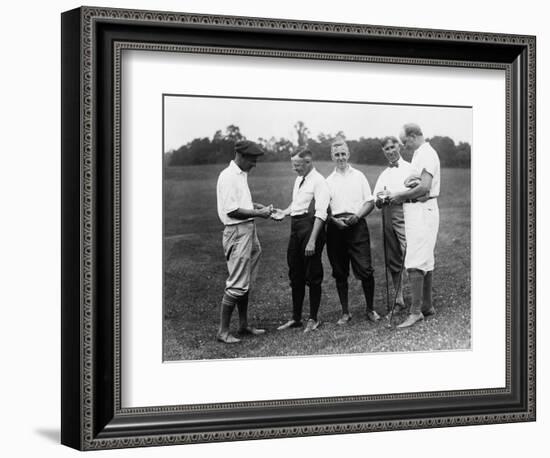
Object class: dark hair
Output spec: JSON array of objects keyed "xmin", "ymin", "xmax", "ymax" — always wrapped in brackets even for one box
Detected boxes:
[
  {"xmin": 292, "ymin": 147, "xmax": 313, "ymax": 159},
  {"xmin": 402, "ymin": 123, "xmax": 423, "ymax": 137}
]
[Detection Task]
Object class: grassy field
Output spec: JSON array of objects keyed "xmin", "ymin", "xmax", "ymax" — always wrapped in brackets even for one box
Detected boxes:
[{"xmin": 163, "ymin": 161, "xmax": 471, "ymax": 361}]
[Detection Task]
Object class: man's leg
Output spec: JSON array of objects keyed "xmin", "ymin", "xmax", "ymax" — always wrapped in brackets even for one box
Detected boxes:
[
  {"xmin": 361, "ymin": 275, "xmax": 379, "ymax": 321},
  {"xmin": 304, "ymin": 221, "xmax": 325, "ymax": 332},
  {"xmin": 309, "ymin": 284, "xmax": 321, "ymax": 322},
  {"xmin": 291, "ymin": 285, "xmax": 305, "ymax": 322},
  {"xmin": 278, "ymin": 222, "xmax": 306, "ymax": 330},
  {"xmin": 397, "ymin": 268, "xmax": 424, "ymax": 328},
  {"xmin": 327, "ymin": 223, "xmax": 351, "ymax": 322},
  {"xmin": 386, "ymin": 205, "xmax": 407, "ymax": 312},
  {"xmin": 422, "ymin": 270, "xmax": 435, "ymax": 316},
  {"xmin": 237, "ymin": 227, "xmax": 266, "ymax": 335},
  {"xmin": 391, "ymin": 270, "xmax": 406, "ymax": 309},
  {"xmin": 218, "ymin": 293, "xmax": 240, "ymax": 343},
  {"xmin": 336, "ymin": 280, "xmax": 349, "ymax": 316},
  {"xmin": 218, "ymin": 223, "xmax": 252, "ymax": 343},
  {"xmin": 348, "ymin": 220, "xmax": 379, "ymax": 321}
]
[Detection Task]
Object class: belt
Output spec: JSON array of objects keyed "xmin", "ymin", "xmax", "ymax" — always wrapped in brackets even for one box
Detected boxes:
[
  {"xmin": 404, "ymin": 196, "xmax": 437, "ymax": 204},
  {"xmin": 291, "ymin": 213, "xmax": 312, "ymax": 220},
  {"xmin": 225, "ymin": 219, "xmax": 254, "ymax": 227}
]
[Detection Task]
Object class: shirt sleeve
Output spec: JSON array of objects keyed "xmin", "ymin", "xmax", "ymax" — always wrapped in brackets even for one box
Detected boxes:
[
  {"xmin": 361, "ymin": 173, "xmax": 374, "ymax": 202},
  {"xmin": 415, "ymin": 146, "xmax": 438, "ymax": 178},
  {"xmin": 373, "ymin": 173, "xmax": 383, "ymax": 197},
  {"xmin": 217, "ymin": 174, "xmax": 240, "ymax": 216},
  {"xmin": 313, "ymin": 177, "xmax": 330, "ymax": 221}
]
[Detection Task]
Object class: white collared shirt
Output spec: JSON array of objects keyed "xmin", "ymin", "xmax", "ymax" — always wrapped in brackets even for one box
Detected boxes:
[
  {"xmin": 411, "ymin": 142, "xmax": 440, "ymax": 197},
  {"xmin": 326, "ymin": 165, "xmax": 373, "ymax": 215},
  {"xmin": 216, "ymin": 160, "xmax": 254, "ymax": 225},
  {"xmin": 373, "ymin": 158, "xmax": 416, "ymax": 196},
  {"xmin": 290, "ymin": 168, "xmax": 330, "ymax": 221}
]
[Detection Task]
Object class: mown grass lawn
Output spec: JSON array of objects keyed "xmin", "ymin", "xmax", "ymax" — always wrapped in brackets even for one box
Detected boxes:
[{"xmin": 163, "ymin": 161, "xmax": 470, "ymax": 361}]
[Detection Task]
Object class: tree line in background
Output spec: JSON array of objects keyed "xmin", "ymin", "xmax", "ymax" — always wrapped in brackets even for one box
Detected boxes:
[{"xmin": 166, "ymin": 121, "xmax": 471, "ymax": 168}]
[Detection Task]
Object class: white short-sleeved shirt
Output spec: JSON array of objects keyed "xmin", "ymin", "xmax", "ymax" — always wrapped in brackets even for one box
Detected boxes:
[
  {"xmin": 411, "ymin": 142, "xmax": 441, "ymax": 197},
  {"xmin": 290, "ymin": 167, "xmax": 330, "ymax": 221},
  {"xmin": 373, "ymin": 158, "xmax": 415, "ymax": 196},
  {"xmin": 216, "ymin": 160, "xmax": 254, "ymax": 225},
  {"xmin": 326, "ymin": 165, "xmax": 373, "ymax": 215}
]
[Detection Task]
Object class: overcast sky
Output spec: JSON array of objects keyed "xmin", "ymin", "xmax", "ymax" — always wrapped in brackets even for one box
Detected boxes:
[{"xmin": 164, "ymin": 95, "xmax": 472, "ymax": 152}]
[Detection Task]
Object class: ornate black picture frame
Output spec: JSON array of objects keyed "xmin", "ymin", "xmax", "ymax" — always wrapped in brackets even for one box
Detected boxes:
[{"xmin": 61, "ymin": 6, "xmax": 536, "ymax": 450}]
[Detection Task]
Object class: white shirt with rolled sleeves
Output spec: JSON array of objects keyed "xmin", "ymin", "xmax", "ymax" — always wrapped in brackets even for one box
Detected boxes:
[
  {"xmin": 290, "ymin": 168, "xmax": 330, "ymax": 221},
  {"xmin": 373, "ymin": 158, "xmax": 415, "ymax": 196},
  {"xmin": 411, "ymin": 142, "xmax": 440, "ymax": 197},
  {"xmin": 403, "ymin": 142, "xmax": 441, "ymax": 272},
  {"xmin": 326, "ymin": 165, "xmax": 373, "ymax": 215},
  {"xmin": 216, "ymin": 160, "xmax": 254, "ymax": 226}
]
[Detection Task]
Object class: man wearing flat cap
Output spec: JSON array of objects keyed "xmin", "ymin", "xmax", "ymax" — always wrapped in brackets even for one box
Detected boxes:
[{"xmin": 215, "ymin": 140, "xmax": 273, "ymax": 343}]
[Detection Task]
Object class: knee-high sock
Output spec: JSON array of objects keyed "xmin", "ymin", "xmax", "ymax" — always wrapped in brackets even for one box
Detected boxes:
[
  {"xmin": 309, "ymin": 284, "xmax": 322, "ymax": 321},
  {"xmin": 237, "ymin": 292, "xmax": 249, "ymax": 329},
  {"xmin": 291, "ymin": 285, "xmax": 305, "ymax": 322},
  {"xmin": 408, "ymin": 269, "xmax": 424, "ymax": 315},
  {"xmin": 361, "ymin": 276, "xmax": 375, "ymax": 311},
  {"xmin": 391, "ymin": 271, "xmax": 405, "ymax": 304},
  {"xmin": 422, "ymin": 271, "xmax": 433, "ymax": 312},
  {"xmin": 219, "ymin": 293, "xmax": 238, "ymax": 334},
  {"xmin": 336, "ymin": 280, "xmax": 349, "ymax": 315}
]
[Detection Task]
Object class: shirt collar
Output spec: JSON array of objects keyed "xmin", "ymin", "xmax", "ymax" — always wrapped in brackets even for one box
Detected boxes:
[
  {"xmin": 229, "ymin": 160, "xmax": 246, "ymax": 175},
  {"xmin": 301, "ymin": 167, "xmax": 316, "ymax": 181},
  {"xmin": 334, "ymin": 164, "xmax": 354, "ymax": 176}
]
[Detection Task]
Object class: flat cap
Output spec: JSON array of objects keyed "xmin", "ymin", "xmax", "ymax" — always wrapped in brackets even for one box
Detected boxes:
[{"xmin": 234, "ymin": 140, "xmax": 264, "ymax": 156}]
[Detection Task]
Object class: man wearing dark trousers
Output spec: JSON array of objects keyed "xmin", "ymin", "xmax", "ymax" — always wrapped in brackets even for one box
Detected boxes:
[
  {"xmin": 215, "ymin": 140, "xmax": 273, "ymax": 343},
  {"xmin": 273, "ymin": 148, "xmax": 330, "ymax": 333},
  {"xmin": 325, "ymin": 139, "xmax": 379, "ymax": 325}
]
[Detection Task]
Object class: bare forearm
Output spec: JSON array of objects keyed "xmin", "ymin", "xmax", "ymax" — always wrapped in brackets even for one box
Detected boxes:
[
  {"xmin": 356, "ymin": 200, "xmax": 375, "ymax": 218},
  {"xmin": 308, "ymin": 217, "xmax": 325, "ymax": 244},
  {"xmin": 395, "ymin": 185, "xmax": 428, "ymax": 201},
  {"xmin": 227, "ymin": 208, "xmax": 264, "ymax": 219}
]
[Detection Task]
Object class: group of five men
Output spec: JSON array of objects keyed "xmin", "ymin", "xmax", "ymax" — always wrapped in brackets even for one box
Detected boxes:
[{"xmin": 215, "ymin": 122, "xmax": 440, "ymax": 344}]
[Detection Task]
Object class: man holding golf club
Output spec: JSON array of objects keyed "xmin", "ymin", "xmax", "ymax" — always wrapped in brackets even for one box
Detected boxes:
[
  {"xmin": 325, "ymin": 139, "xmax": 379, "ymax": 325},
  {"xmin": 373, "ymin": 136, "xmax": 415, "ymax": 315},
  {"xmin": 215, "ymin": 140, "xmax": 273, "ymax": 344},
  {"xmin": 388, "ymin": 123, "xmax": 441, "ymax": 328}
]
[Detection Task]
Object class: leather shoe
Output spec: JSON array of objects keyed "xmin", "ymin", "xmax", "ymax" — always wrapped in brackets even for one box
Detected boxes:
[
  {"xmin": 237, "ymin": 326, "xmax": 266, "ymax": 336},
  {"xmin": 396, "ymin": 313, "xmax": 424, "ymax": 329},
  {"xmin": 366, "ymin": 310, "xmax": 381, "ymax": 322},
  {"xmin": 337, "ymin": 313, "xmax": 352, "ymax": 325},
  {"xmin": 422, "ymin": 307, "xmax": 436, "ymax": 317},
  {"xmin": 216, "ymin": 332, "xmax": 241, "ymax": 344},
  {"xmin": 304, "ymin": 319, "xmax": 320, "ymax": 333},
  {"xmin": 277, "ymin": 319, "xmax": 302, "ymax": 331}
]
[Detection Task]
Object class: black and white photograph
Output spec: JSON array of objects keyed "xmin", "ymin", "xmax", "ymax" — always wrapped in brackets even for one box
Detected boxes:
[{"xmin": 163, "ymin": 95, "xmax": 472, "ymax": 361}]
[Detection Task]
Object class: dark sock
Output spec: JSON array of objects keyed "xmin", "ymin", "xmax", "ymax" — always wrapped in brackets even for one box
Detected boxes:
[
  {"xmin": 219, "ymin": 293, "xmax": 238, "ymax": 334},
  {"xmin": 361, "ymin": 276, "xmax": 375, "ymax": 311},
  {"xmin": 336, "ymin": 281, "xmax": 349, "ymax": 315},
  {"xmin": 237, "ymin": 293, "xmax": 249, "ymax": 329},
  {"xmin": 291, "ymin": 285, "xmax": 305, "ymax": 322},
  {"xmin": 422, "ymin": 271, "xmax": 433, "ymax": 312},
  {"xmin": 309, "ymin": 284, "xmax": 321, "ymax": 321},
  {"xmin": 408, "ymin": 269, "xmax": 424, "ymax": 315}
]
